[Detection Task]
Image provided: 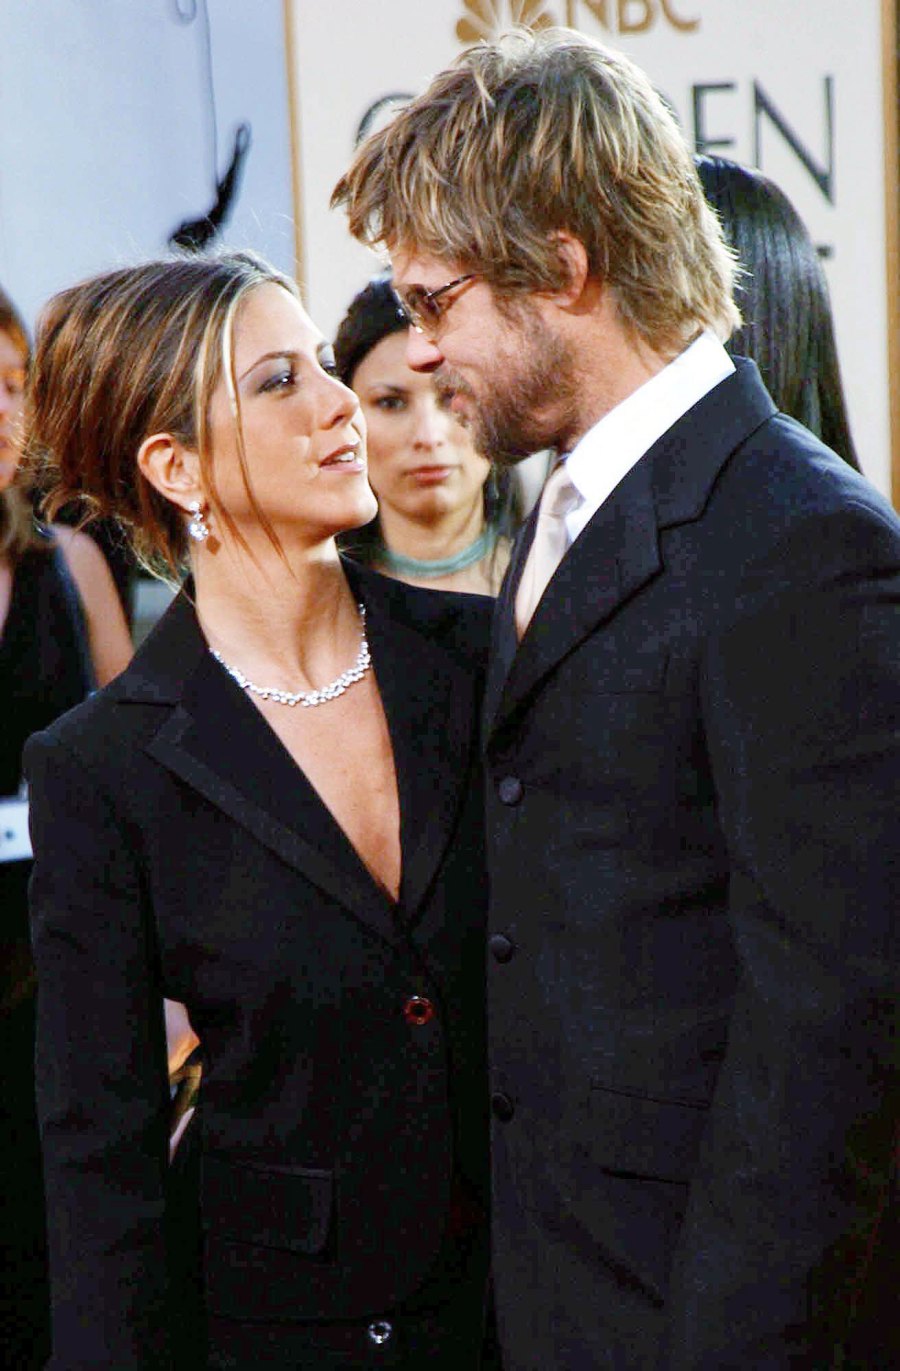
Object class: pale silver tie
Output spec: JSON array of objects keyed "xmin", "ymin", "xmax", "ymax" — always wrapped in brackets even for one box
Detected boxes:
[{"xmin": 515, "ymin": 462, "xmax": 581, "ymax": 637}]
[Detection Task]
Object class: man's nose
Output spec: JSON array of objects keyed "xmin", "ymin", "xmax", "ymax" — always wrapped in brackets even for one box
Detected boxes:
[{"xmin": 405, "ymin": 329, "xmax": 444, "ymax": 373}]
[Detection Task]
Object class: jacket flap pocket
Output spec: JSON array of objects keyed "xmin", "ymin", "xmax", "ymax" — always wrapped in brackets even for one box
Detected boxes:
[
  {"xmin": 201, "ymin": 1154, "xmax": 333, "ymax": 1255},
  {"xmin": 589, "ymin": 1083, "xmax": 709, "ymax": 1183}
]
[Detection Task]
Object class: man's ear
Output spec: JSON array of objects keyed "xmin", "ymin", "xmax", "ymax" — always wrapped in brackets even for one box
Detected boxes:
[
  {"xmin": 136, "ymin": 432, "xmax": 202, "ymax": 512},
  {"xmin": 548, "ymin": 232, "xmax": 591, "ymax": 309}
]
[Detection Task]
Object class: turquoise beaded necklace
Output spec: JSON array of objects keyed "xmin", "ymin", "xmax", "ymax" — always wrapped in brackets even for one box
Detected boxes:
[{"xmin": 376, "ymin": 526, "xmax": 498, "ymax": 579}]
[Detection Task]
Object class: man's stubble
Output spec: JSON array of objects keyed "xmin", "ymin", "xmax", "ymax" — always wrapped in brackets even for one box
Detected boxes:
[{"xmin": 435, "ymin": 304, "xmax": 580, "ymax": 466}]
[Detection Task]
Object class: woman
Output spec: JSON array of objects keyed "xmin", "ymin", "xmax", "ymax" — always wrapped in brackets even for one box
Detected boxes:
[
  {"xmin": 0, "ymin": 287, "xmax": 132, "ymax": 1368},
  {"xmin": 0, "ymin": 287, "xmax": 132, "ymax": 694},
  {"xmin": 695, "ymin": 154, "xmax": 860, "ymax": 470},
  {"xmin": 24, "ymin": 252, "xmax": 493, "ymax": 1369},
  {"xmin": 334, "ymin": 274, "xmax": 514, "ymax": 594}
]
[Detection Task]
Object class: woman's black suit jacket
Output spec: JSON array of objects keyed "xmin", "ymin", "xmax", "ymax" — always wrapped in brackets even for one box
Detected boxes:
[{"xmin": 25, "ymin": 559, "xmax": 493, "ymax": 1369}]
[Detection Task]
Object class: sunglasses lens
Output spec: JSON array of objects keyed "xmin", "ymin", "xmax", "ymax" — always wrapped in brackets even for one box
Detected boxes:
[
  {"xmin": 394, "ymin": 278, "xmax": 471, "ymax": 333},
  {"xmin": 409, "ymin": 286, "xmax": 437, "ymax": 330},
  {"xmin": 392, "ymin": 289, "xmax": 413, "ymax": 327}
]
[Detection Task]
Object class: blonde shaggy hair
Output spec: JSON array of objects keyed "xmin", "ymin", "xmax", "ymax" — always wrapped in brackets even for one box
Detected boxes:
[{"xmin": 333, "ymin": 27, "xmax": 740, "ymax": 354}]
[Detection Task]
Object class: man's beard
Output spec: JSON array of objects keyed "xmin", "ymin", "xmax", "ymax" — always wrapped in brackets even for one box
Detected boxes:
[{"xmin": 435, "ymin": 308, "xmax": 579, "ymax": 467}]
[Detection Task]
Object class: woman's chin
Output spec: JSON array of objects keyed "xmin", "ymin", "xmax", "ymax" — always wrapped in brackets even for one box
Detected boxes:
[{"xmin": 343, "ymin": 491, "xmax": 379, "ymax": 532}]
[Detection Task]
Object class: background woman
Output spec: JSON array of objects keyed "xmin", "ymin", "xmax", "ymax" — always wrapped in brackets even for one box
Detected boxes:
[
  {"xmin": 0, "ymin": 286, "xmax": 132, "ymax": 1368},
  {"xmin": 24, "ymin": 251, "xmax": 493, "ymax": 1368},
  {"xmin": 335, "ymin": 273, "xmax": 516, "ymax": 594}
]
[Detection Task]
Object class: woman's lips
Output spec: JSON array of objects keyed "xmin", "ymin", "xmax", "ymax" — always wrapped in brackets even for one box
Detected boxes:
[
  {"xmin": 408, "ymin": 465, "xmax": 453, "ymax": 485},
  {"xmin": 320, "ymin": 443, "xmax": 365, "ymax": 472}
]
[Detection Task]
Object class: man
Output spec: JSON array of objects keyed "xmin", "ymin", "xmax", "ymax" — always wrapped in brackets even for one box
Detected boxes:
[{"xmin": 334, "ymin": 28, "xmax": 899, "ymax": 1369}]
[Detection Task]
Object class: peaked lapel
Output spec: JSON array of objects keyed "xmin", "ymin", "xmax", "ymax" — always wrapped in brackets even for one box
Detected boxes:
[
  {"xmin": 116, "ymin": 563, "xmax": 484, "ymax": 946},
  {"xmin": 490, "ymin": 454, "xmax": 661, "ymax": 737},
  {"xmin": 484, "ymin": 359, "xmax": 778, "ymax": 741},
  {"xmin": 125, "ymin": 593, "xmax": 398, "ymax": 943},
  {"xmin": 356, "ymin": 564, "xmax": 484, "ymax": 927}
]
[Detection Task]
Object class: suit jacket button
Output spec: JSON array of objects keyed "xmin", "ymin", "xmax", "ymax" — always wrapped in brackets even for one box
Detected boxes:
[
  {"xmin": 498, "ymin": 775, "xmax": 523, "ymax": 805},
  {"xmin": 489, "ymin": 933, "xmax": 515, "ymax": 963},
  {"xmin": 403, "ymin": 995, "xmax": 435, "ymax": 1026},
  {"xmin": 367, "ymin": 1319, "xmax": 393, "ymax": 1345},
  {"xmin": 492, "ymin": 1091, "xmax": 515, "ymax": 1122}
]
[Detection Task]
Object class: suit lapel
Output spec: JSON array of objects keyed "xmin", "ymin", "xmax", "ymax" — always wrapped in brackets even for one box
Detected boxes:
[
  {"xmin": 359, "ymin": 568, "xmax": 482, "ymax": 926},
  {"xmin": 147, "ymin": 654, "xmax": 397, "ymax": 938},
  {"xmin": 484, "ymin": 359, "xmax": 778, "ymax": 741},
  {"xmin": 120, "ymin": 586, "xmax": 399, "ymax": 944},
  {"xmin": 494, "ymin": 454, "xmax": 661, "ymax": 733},
  {"xmin": 120, "ymin": 566, "xmax": 483, "ymax": 943},
  {"xmin": 483, "ymin": 503, "xmax": 538, "ymax": 734},
  {"xmin": 485, "ymin": 455, "xmax": 660, "ymax": 741}
]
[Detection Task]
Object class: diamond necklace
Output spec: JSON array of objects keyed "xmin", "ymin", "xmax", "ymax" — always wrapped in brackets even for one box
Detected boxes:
[{"xmin": 210, "ymin": 603, "xmax": 371, "ymax": 708}]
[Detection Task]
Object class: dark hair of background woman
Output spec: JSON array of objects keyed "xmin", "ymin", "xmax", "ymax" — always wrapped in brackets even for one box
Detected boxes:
[{"xmin": 695, "ymin": 154, "xmax": 860, "ymax": 471}]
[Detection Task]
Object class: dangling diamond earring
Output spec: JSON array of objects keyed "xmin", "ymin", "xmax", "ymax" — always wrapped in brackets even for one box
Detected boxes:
[{"xmin": 187, "ymin": 499, "xmax": 211, "ymax": 543}]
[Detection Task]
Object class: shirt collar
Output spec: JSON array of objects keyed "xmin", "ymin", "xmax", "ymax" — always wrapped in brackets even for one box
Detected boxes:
[{"xmin": 563, "ymin": 330, "xmax": 735, "ymax": 539}]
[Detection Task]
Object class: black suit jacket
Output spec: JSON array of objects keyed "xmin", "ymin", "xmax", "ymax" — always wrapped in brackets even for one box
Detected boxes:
[
  {"xmin": 25, "ymin": 559, "xmax": 493, "ymax": 1369},
  {"xmin": 483, "ymin": 360, "xmax": 900, "ymax": 1369}
]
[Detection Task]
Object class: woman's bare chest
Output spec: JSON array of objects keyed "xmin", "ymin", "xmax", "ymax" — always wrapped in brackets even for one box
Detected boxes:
[{"xmin": 258, "ymin": 679, "xmax": 401, "ymax": 900}]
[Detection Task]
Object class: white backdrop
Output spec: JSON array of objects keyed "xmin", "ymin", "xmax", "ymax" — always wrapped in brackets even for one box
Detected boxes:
[
  {"xmin": 289, "ymin": 0, "xmax": 898, "ymax": 500},
  {"xmin": 0, "ymin": 0, "xmax": 295, "ymax": 332}
]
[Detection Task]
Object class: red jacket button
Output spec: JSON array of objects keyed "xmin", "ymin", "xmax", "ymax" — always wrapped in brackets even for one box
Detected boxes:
[{"xmin": 403, "ymin": 995, "xmax": 435, "ymax": 1026}]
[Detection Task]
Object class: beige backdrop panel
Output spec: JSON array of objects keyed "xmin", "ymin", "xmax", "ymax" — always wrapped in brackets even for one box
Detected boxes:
[{"xmin": 287, "ymin": 0, "xmax": 896, "ymax": 498}]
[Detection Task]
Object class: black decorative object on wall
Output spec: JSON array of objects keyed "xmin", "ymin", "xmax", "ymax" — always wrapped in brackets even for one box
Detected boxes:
[
  {"xmin": 169, "ymin": 122, "xmax": 252, "ymax": 251},
  {"xmin": 167, "ymin": 0, "xmax": 252, "ymax": 252}
]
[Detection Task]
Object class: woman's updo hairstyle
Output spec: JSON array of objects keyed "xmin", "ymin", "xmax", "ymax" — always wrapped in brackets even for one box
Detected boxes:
[{"xmin": 25, "ymin": 250, "xmax": 299, "ymax": 579}]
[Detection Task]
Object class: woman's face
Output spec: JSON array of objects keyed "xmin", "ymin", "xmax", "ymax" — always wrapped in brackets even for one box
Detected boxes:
[
  {"xmin": 204, "ymin": 283, "xmax": 376, "ymax": 542},
  {"xmin": 0, "ymin": 328, "xmax": 28, "ymax": 494},
  {"xmin": 351, "ymin": 329, "xmax": 491, "ymax": 525}
]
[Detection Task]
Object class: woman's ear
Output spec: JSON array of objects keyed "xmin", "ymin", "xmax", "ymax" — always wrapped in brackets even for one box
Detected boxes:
[{"xmin": 136, "ymin": 432, "xmax": 202, "ymax": 512}]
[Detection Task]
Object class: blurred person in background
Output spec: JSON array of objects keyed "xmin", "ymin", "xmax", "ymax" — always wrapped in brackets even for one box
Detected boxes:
[
  {"xmin": 335, "ymin": 273, "xmax": 516, "ymax": 594},
  {"xmin": 696, "ymin": 153, "xmax": 860, "ymax": 471},
  {"xmin": 0, "ymin": 285, "xmax": 131, "ymax": 1369}
]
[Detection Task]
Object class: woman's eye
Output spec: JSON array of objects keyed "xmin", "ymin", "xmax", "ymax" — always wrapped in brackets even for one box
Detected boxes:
[
  {"xmin": 374, "ymin": 395, "xmax": 406, "ymax": 412},
  {"xmin": 260, "ymin": 367, "xmax": 297, "ymax": 394},
  {"xmin": 319, "ymin": 357, "xmax": 339, "ymax": 378}
]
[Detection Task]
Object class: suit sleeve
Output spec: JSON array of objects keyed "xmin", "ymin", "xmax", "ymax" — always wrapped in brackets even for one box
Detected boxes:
[
  {"xmin": 25, "ymin": 730, "xmax": 173, "ymax": 1369},
  {"xmin": 666, "ymin": 503, "xmax": 900, "ymax": 1368}
]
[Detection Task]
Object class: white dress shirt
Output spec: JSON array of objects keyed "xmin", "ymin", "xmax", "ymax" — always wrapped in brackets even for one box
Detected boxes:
[{"xmin": 562, "ymin": 330, "xmax": 735, "ymax": 546}]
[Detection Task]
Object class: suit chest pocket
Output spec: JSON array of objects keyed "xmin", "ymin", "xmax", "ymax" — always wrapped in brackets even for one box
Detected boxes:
[
  {"xmin": 201, "ymin": 1153, "xmax": 333, "ymax": 1256},
  {"xmin": 588, "ymin": 1082, "xmax": 710, "ymax": 1184}
]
